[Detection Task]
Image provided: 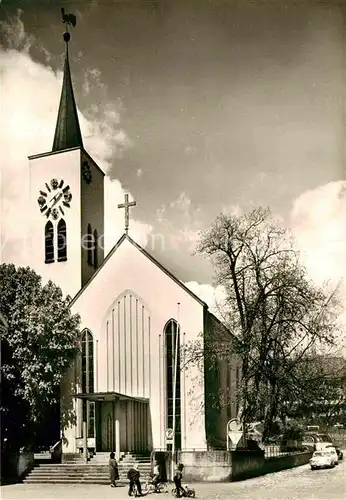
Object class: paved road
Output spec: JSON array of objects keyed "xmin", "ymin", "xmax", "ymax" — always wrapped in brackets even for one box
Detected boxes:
[{"xmin": 2, "ymin": 459, "xmax": 346, "ymax": 500}]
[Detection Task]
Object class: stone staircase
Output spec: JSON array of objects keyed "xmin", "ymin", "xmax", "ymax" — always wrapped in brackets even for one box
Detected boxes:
[{"xmin": 23, "ymin": 451, "xmax": 152, "ymax": 484}]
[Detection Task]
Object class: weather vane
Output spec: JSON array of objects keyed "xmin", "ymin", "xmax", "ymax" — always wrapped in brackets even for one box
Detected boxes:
[{"xmin": 61, "ymin": 7, "xmax": 76, "ymax": 43}]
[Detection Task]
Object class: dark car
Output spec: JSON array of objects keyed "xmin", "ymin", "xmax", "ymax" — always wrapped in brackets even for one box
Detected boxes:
[
  {"xmin": 334, "ymin": 446, "xmax": 343, "ymax": 461},
  {"xmin": 303, "ymin": 432, "xmax": 343, "ymax": 460}
]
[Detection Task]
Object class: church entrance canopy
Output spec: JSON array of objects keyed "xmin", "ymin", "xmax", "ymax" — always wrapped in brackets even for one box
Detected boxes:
[
  {"xmin": 73, "ymin": 392, "xmax": 150, "ymax": 455},
  {"xmin": 73, "ymin": 391, "xmax": 149, "ymax": 403}
]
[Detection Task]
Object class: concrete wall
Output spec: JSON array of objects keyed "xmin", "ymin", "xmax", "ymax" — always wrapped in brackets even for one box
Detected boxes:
[
  {"xmin": 231, "ymin": 449, "xmax": 313, "ymax": 481},
  {"xmin": 2, "ymin": 451, "xmax": 35, "ymax": 480},
  {"xmin": 178, "ymin": 450, "xmax": 232, "ymax": 482},
  {"xmin": 230, "ymin": 450, "xmax": 265, "ymax": 481},
  {"xmin": 176, "ymin": 449, "xmax": 313, "ymax": 482},
  {"xmin": 17, "ymin": 452, "xmax": 35, "ymax": 477},
  {"xmin": 263, "ymin": 451, "xmax": 313, "ymax": 476}
]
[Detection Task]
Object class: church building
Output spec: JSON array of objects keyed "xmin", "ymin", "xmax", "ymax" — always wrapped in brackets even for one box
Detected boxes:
[{"xmin": 27, "ymin": 28, "xmax": 241, "ymax": 460}]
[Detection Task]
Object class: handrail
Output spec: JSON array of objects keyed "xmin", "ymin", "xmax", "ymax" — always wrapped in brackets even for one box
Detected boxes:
[
  {"xmin": 50, "ymin": 439, "xmax": 62, "ymax": 462},
  {"xmin": 49, "ymin": 439, "xmax": 62, "ymax": 453}
]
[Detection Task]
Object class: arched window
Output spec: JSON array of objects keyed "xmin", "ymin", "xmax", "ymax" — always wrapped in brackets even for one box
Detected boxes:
[
  {"xmin": 44, "ymin": 221, "xmax": 55, "ymax": 263},
  {"xmin": 93, "ymin": 229, "xmax": 98, "ymax": 269},
  {"xmin": 165, "ymin": 319, "xmax": 181, "ymax": 450},
  {"xmin": 87, "ymin": 223, "xmax": 93, "ymax": 266},
  {"xmin": 57, "ymin": 219, "xmax": 67, "ymax": 261},
  {"xmin": 81, "ymin": 330, "xmax": 95, "ymax": 438}
]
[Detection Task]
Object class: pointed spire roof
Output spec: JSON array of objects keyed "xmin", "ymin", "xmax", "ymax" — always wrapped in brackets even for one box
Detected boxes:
[{"xmin": 52, "ymin": 31, "xmax": 83, "ymax": 152}]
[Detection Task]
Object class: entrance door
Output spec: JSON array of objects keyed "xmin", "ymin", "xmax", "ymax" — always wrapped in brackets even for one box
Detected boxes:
[{"xmin": 106, "ymin": 414, "xmax": 114, "ymax": 451}]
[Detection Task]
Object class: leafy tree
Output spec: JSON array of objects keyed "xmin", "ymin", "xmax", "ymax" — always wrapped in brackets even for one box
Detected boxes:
[
  {"xmin": 280, "ymin": 421, "xmax": 305, "ymax": 451},
  {"xmin": 190, "ymin": 208, "xmax": 341, "ymax": 441},
  {"xmin": 288, "ymin": 355, "xmax": 346, "ymax": 425},
  {"xmin": 0, "ymin": 264, "xmax": 80, "ymax": 451}
]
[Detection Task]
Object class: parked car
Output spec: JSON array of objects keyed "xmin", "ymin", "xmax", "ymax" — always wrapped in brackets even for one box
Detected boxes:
[
  {"xmin": 324, "ymin": 446, "xmax": 339, "ymax": 465},
  {"xmin": 304, "ymin": 433, "xmax": 344, "ymax": 461},
  {"xmin": 303, "ymin": 432, "xmax": 333, "ymax": 451},
  {"xmin": 309, "ymin": 450, "xmax": 336, "ymax": 470},
  {"xmin": 325, "ymin": 444, "xmax": 343, "ymax": 461}
]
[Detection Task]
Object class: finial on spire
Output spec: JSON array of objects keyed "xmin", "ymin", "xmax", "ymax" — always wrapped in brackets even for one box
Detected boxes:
[
  {"xmin": 52, "ymin": 8, "xmax": 83, "ymax": 153},
  {"xmin": 61, "ymin": 8, "xmax": 76, "ymax": 29},
  {"xmin": 61, "ymin": 8, "xmax": 75, "ymax": 43}
]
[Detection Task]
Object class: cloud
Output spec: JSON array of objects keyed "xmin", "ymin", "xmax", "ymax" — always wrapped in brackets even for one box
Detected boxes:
[
  {"xmin": 0, "ymin": 9, "xmax": 33, "ymax": 53},
  {"xmin": 186, "ymin": 183, "xmax": 346, "ymax": 353},
  {"xmin": 104, "ymin": 179, "xmax": 152, "ymax": 254},
  {"xmin": 152, "ymin": 191, "xmax": 202, "ymax": 254},
  {"xmin": 290, "ymin": 181, "xmax": 346, "ymax": 352},
  {"xmin": 0, "ymin": 12, "xmax": 150, "ymax": 266},
  {"xmin": 184, "ymin": 281, "xmax": 227, "ymax": 320},
  {"xmin": 290, "ymin": 181, "xmax": 346, "ymax": 287}
]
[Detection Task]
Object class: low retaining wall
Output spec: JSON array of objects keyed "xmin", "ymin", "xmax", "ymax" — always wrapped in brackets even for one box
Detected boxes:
[
  {"xmin": 264, "ymin": 451, "xmax": 313, "ymax": 476},
  {"xmin": 232, "ymin": 449, "xmax": 313, "ymax": 481},
  {"xmin": 174, "ymin": 449, "xmax": 313, "ymax": 482},
  {"xmin": 1, "ymin": 451, "xmax": 34, "ymax": 482},
  {"xmin": 177, "ymin": 451, "xmax": 232, "ymax": 482},
  {"xmin": 231, "ymin": 449, "xmax": 265, "ymax": 481},
  {"xmin": 17, "ymin": 452, "xmax": 34, "ymax": 477}
]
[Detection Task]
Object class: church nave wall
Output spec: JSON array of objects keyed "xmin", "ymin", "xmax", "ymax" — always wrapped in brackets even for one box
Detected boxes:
[{"xmin": 99, "ymin": 291, "xmax": 152, "ymax": 399}]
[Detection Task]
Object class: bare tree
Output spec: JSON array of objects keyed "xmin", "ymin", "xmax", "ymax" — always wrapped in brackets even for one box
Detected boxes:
[{"xmin": 194, "ymin": 207, "xmax": 341, "ymax": 441}]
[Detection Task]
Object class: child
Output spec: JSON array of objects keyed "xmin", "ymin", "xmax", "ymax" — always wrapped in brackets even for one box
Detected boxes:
[
  {"xmin": 152, "ymin": 460, "xmax": 160, "ymax": 491},
  {"xmin": 127, "ymin": 463, "xmax": 142, "ymax": 496},
  {"xmin": 173, "ymin": 463, "xmax": 185, "ymax": 498}
]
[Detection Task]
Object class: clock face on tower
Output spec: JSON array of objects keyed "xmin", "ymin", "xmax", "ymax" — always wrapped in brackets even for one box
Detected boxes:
[{"xmin": 37, "ymin": 178, "xmax": 72, "ymax": 220}]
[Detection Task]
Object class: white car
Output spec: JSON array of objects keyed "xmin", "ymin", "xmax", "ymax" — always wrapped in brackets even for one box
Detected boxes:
[
  {"xmin": 324, "ymin": 445, "xmax": 339, "ymax": 465},
  {"xmin": 310, "ymin": 450, "xmax": 336, "ymax": 470}
]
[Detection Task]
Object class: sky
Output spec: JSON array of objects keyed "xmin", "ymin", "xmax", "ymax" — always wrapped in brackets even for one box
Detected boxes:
[{"xmin": 0, "ymin": 0, "xmax": 345, "ymax": 336}]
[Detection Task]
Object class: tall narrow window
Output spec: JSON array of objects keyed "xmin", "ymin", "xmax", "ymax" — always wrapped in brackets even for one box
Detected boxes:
[
  {"xmin": 57, "ymin": 219, "xmax": 67, "ymax": 261},
  {"xmin": 45, "ymin": 221, "xmax": 54, "ymax": 263},
  {"xmin": 165, "ymin": 319, "xmax": 181, "ymax": 450},
  {"xmin": 87, "ymin": 223, "xmax": 93, "ymax": 266},
  {"xmin": 93, "ymin": 229, "xmax": 98, "ymax": 269},
  {"xmin": 81, "ymin": 330, "xmax": 95, "ymax": 438}
]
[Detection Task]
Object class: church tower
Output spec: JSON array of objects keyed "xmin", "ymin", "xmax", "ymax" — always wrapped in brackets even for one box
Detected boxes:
[{"xmin": 28, "ymin": 28, "xmax": 104, "ymax": 298}]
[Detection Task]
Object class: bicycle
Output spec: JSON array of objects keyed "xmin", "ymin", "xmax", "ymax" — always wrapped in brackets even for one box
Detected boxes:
[
  {"xmin": 129, "ymin": 482, "xmax": 143, "ymax": 497},
  {"xmin": 143, "ymin": 479, "xmax": 168, "ymax": 494},
  {"xmin": 171, "ymin": 484, "xmax": 195, "ymax": 498}
]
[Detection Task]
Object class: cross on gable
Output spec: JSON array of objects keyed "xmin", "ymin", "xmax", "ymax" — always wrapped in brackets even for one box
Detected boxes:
[{"xmin": 118, "ymin": 194, "xmax": 136, "ymax": 234}]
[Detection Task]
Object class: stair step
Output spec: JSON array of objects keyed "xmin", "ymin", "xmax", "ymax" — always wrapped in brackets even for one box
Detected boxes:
[
  {"xmin": 24, "ymin": 478, "xmax": 150, "ymax": 483},
  {"xmin": 25, "ymin": 451, "xmax": 152, "ymax": 485}
]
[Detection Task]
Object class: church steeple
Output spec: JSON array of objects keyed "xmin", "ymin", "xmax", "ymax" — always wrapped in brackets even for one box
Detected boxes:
[{"xmin": 52, "ymin": 30, "xmax": 83, "ymax": 152}]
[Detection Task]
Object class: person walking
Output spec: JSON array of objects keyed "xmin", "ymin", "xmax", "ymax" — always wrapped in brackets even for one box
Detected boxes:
[
  {"xmin": 173, "ymin": 463, "xmax": 185, "ymax": 498},
  {"xmin": 109, "ymin": 452, "xmax": 119, "ymax": 487}
]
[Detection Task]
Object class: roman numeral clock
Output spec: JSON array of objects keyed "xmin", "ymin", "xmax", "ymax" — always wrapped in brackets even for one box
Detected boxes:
[{"xmin": 37, "ymin": 178, "xmax": 72, "ymax": 220}]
